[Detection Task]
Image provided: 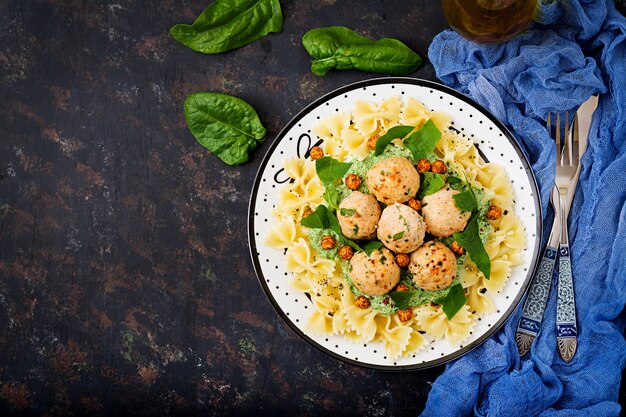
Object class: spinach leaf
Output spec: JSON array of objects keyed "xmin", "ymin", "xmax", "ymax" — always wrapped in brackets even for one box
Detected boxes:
[
  {"xmin": 446, "ymin": 176, "xmax": 462, "ymax": 185},
  {"xmin": 344, "ymin": 239, "xmax": 382, "ymax": 255},
  {"xmin": 323, "ymin": 183, "xmax": 340, "ymax": 210},
  {"xmin": 183, "ymin": 92, "xmax": 266, "ymax": 165},
  {"xmin": 300, "ymin": 205, "xmax": 332, "ymax": 229},
  {"xmin": 361, "ymin": 240, "xmax": 383, "ymax": 255},
  {"xmin": 302, "ymin": 26, "xmax": 422, "ymax": 76},
  {"xmin": 390, "ymin": 284, "xmax": 466, "ymax": 318},
  {"xmin": 453, "ymin": 188, "xmax": 478, "ymax": 212},
  {"xmin": 403, "ymin": 120, "xmax": 442, "ymax": 162},
  {"xmin": 374, "ymin": 125, "xmax": 414, "ymax": 156},
  {"xmin": 301, "ymin": 204, "xmax": 344, "ymax": 237},
  {"xmin": 389, "ymin": 291, "xmax": 414, "ymax": 309},
  {"xmin": 437, "ymin": 284, "xmax": 466, "ymax": 320},
  {"xmin": 170, "ymin": 0, "xmax": 283, "ymax": 54},
  {"xmin": 301, "ymin": 203, "xmax": 382, "ymax": 256},
  {"xmin": 453, "ymin": 217, "xmax": 491, "ymax": 280},
  {"xmin": 418, "ymin": 172, "xmax": 446, "ymax": 199},
  {"xmin": 315, "ymin": 156, "xmax": 352, "ymax": 186}
]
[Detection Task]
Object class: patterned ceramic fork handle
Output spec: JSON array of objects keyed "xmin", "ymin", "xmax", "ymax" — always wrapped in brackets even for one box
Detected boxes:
[{"xmin": 556, "ymin": 243, "xmax": 578, "ymax": 362}]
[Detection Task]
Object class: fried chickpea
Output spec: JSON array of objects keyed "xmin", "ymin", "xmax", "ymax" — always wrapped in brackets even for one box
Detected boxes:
[
  {"xmin": 355, "ymin": 296, "xmax": 371, "ymax": 309},
  {"xmin": 309, "ymin": 146, "xmax": 324, "ymax": 160},
  {"xmin": 407, "ymin": 198, "xmax": 421, "ymax": 212},
  {"xmin": 450, "ymin": 241, "xmax": 465, "ymax": 255},
  {"xmin": 395, "ymin": 253, "xmax": 410, "ymax": 268},
  {"xmin": 486, "ymin": 205, "xmax": 503, "ymax": 220},
  {"xmin": 431, "ymin": 160, "xmax": 447, "ymax": 174},
  {"xmin": 321, "ymin": 235, "xmax": 336, "ymax": 250},
  {"xmin": 395, "ymin": 283, "xmax": 411, "ymax": 292},
  {"xmin": 367, "ymin": 135, "xmax": 378, "ymax": 150},
  {"xmin": 344, "ymin": 174, "xmax": 362, "ymax": 190},
  {"xmin": 302, "ymin": 206, "xmax": 313, "ymax": 218},
  {"xmin": 397, "ymin": 308, "xmax": 413, "ymax": 322},
  {"xmin": 338, "ymin": 245, "xmax": 354, "ymax": 260},
  {"xmin": 416, "ymin": 158, "xmax": 432, "ymax": 173}
]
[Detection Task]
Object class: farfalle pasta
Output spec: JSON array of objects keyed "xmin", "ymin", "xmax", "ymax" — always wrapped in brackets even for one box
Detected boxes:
[{"xmin": 265, "ymin": 96, "xmax": 526, "ymax": 359}]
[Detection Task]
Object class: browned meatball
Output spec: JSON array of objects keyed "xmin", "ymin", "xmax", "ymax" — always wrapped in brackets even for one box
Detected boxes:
[
  {"xmin": 349, "ymin": 248, "xmax": 401, "ymax": 296},
  {"xmin": 366, "ymin": 157, "xmax": 420, "ymax": 205},
  {"xmin": 409, "ymin": 241, "xmax": 457, "ymax": 291},
  {"xmin": 377, "ymin": 203, "xmax": 426, "ymax": 254},
  {"xmin": 421, "ymin": 185, "xmax": 471, "ymax": 238},
  {"xmin": 337, "ymin": 191, "xmax": 382, "ymax": 240}
]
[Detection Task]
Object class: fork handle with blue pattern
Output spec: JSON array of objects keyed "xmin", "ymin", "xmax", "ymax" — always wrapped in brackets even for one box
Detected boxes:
[
  {"xmin": 515, "ymin": 186, "xmax": 561, "ymax": 357},
  {"xmin": 515, "ymin": 246, "xmax": 558, "ymax": 356},
  {"xmin": 556, "ymin": 242, "xmax": 577, "ymax": 362}
]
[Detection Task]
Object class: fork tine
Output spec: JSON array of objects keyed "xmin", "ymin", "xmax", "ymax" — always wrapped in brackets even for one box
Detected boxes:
[
  {"xmin": 547, "ymin": 112, "xmax": 551, "ymax": 132},
  {"xmin": 555, "ymin": 112, "xmax": 561, "ymax": 164},
  {"xmin": 566, "ymin": 111, "xmax": 574, "ymax": 166},
  {"xmin": 571, "ymin": 114, "xmax": 580, "ymax": 165},
  {"xmin": 565, "ymin": 111, "xmax": 571, "ymax": 166}
]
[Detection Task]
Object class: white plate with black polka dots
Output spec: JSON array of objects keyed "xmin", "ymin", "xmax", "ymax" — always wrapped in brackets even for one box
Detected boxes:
[{"xmin": 248, "ymin": 77, "xmax": 541, "ymax": 370}]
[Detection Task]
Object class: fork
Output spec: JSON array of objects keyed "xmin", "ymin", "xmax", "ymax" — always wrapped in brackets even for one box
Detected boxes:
[
  {"xmin": 515, "ymin": 116, "xmax": 561, "ymax": 356},
  {"xmin": 554, "ymin": 112, "xmax": 579, "ymax": 362}
]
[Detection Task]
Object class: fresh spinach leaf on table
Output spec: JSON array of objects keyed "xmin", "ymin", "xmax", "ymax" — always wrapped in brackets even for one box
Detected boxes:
[
  {"xmin": 183, "ymin": 92, "xmax": 266, "ymax": 165},
  {"xmin": 302, "ymin": 26, "xmax": 422, "ymax": 76},
  {"xmin": 170, "ymin": 0, "xmax": 283, "ymax": 54}
]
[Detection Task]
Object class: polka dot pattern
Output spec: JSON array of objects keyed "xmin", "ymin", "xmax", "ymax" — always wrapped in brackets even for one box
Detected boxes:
[{"xmin": 249, "ymin": 79, "xmax": 541, "ymax": 370}]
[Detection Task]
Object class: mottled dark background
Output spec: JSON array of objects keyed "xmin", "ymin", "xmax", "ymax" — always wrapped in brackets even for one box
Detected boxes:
[{"xmin": 1, "ymin": 1, "xmax": 624, "ymax": 416}]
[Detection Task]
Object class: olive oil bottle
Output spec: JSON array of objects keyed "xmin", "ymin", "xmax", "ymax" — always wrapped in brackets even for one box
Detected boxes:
[{"xmin": 442, "ymin": 0, "xmax": 538, "ymax": 43}]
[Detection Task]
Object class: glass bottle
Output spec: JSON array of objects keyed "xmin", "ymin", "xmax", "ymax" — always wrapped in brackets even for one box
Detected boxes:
[{"xmin": 442, "ymin": 0, "xmax": 538, "ymax": 43}]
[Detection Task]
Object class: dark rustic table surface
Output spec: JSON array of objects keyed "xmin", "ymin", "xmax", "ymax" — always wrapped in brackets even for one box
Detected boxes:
[{"xmin": 1, "ymin": 1, "xmax": 625, "ymax": 416}]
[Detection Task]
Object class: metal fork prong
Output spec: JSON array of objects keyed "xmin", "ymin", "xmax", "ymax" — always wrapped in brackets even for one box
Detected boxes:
[
  {"xmin": 571, "ymin": 115, "xmax": 579, "ymax": 165},
  {"xmin": 562, "ymin": 112, "xmax": 572, "ymax": 166},
  {"xmin": 547, "ymin": 112, "xmax": 551, "ymax": 132},
  {"xmin": 565, "ymin": 112, "xmax": 571, "ymax": 166},
  {"xmin": 555, "ymin": 112, "xmax": 562, "ymax": 164}
]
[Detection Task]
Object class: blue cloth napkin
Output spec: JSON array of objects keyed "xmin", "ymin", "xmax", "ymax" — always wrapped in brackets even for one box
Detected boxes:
[{"xmin": 422, "ymin": 1, "xmax": 626, "ymax": 416}]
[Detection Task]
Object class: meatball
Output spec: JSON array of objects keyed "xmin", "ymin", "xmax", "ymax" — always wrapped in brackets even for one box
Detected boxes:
[
  {"xmin": 349, "ymin": 248, "xmax": 401, "ymax": 296},
  {"xmin": 366, "ymin": 157, "xmax": 420, "ymax": 205},
  {"xmin": 421, "ymin": 185, "xmax": 471, "ymax": 238},
  {"xmin": 409, "ymin": 241, "xmax": 457, "ymax": 291},
  {"xmin": 337, "ymin": 191, "xmax": 381, "ymax": 240},
  {"xmin": 377, "ymin": 203, "xmax": 426, "ymax": 254}
]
